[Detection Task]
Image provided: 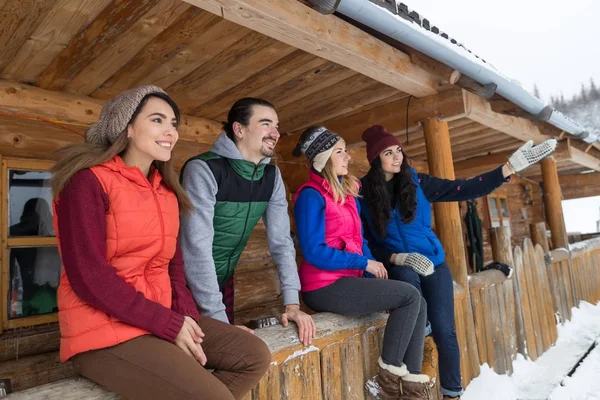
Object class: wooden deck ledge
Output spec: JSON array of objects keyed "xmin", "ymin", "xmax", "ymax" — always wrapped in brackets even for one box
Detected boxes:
[{"xmin": 6, "ymin": 313, "xmax": 389, "ymax": 399}]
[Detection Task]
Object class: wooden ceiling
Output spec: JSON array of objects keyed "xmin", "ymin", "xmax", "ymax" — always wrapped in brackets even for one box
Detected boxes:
[
  {"xmin": 0, "ymin": 0, "xmax": 407, "ymax": 137},
  {"xmin": 0, "ymin": 0, "xmax": 598, "ymax": 181}
]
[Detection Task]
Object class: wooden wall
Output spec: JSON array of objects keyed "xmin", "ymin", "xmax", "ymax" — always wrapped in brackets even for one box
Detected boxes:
[{"xmin": 458, "ymin": 176, "xmax": 545, "ymax": 271}]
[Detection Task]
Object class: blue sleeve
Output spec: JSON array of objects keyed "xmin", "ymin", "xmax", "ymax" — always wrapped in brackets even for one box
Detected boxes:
[
  {"xmin": 356, "ymin": 199, "xmax": 374, "ymax": 260},
  {"xmin": 294, "ymin": 189, "xmax": 369, "ymax": 271},
  {"xmin": 418, "ymin": 166, "xmax": 510, "ymax": 203}
]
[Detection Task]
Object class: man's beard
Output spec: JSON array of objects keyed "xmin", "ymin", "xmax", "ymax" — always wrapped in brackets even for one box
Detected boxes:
[
  {"xmin": 261, "ymin": 138, "xmax": 277, "ymax": 157},
  {"xmin": 261, "ymin": 147, "xmax": 275, "ymax": 157}
]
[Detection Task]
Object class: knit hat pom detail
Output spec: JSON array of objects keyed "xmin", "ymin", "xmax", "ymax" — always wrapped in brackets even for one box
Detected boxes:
[{"xmin": 85, "ymin": 123, "xmax": 110, "ymax": 145}]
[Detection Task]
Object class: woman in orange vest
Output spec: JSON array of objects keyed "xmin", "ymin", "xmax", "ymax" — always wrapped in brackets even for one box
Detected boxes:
[{"xmin": 51, "ymin": 86, "xmax": 270, "ymax": 400}]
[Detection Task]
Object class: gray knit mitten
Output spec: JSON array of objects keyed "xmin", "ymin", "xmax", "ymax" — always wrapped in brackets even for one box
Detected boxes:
[
  {"xmin": 393, "ymin": 253, "xmax": 434, "ymax": 276},
  {"xmin": 508, "ymin": 139, "xmax": 557, "ymax": 172}
]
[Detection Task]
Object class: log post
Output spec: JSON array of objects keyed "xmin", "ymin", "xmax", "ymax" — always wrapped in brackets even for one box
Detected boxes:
[
  {"xmin": 423, "ymin": 118, "xmax": 480, "ymax": 381},
  {"xmin": 423, "ymin": 119, "xmax": 468, "ymax": 286},
  {"xmin": 540, "ymin": 157, "xmax": 568, "ymax": 249},
  {"xmin": 530, "ymin": 222, "xmax": 550, "ymax": 254},
  {"xmin": 490, "ymin": 226, "xmax": 514, "ymax": 265}
]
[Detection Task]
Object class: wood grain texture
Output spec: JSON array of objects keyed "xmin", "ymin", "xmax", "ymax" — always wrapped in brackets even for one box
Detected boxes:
[
  {"xmin": 0, "ymin": 0, "xmax": 58, "ymax": 73},
  {"xmin": 63, "ymin": 0, "xmax": 191, "ymax": 95},
  {"xmin": 1, "ymin": 0, "xmax": 112, "ymax": 83},
  {"xmin": 36, "ymin": 0, "xmax": 161, "ymax": 91},
  {"xmin": 183, "ymin": 0, "xmax": 439, "ymax": 96}
]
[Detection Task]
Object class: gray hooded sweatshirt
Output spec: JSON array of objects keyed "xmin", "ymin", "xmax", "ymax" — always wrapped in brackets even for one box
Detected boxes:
[{"xmin": 180, "ymin": 133, "xmax": 301, "ymax": 323}]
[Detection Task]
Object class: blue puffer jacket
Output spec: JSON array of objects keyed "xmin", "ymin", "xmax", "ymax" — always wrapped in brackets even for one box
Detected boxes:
[
  {"xmin": 359, "ymin": 169, "xmax": 446, "ymax": 266},
  {"xmin": 359, "ymin": 166, "xmax": 509, "ymax": 268}
]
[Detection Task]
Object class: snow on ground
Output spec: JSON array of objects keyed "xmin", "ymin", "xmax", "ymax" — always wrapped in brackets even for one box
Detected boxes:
[
  {"xmin": 463, "ymin": 301, "xmax": 600, "ymax": 400},
  {"xmin": 550, "ymin": 338, "xmax": 600, "ymax": 400}
]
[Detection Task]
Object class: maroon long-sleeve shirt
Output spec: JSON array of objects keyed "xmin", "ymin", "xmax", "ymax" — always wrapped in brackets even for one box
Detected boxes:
[{"xmin": 56, "ymin": 169, "xmax": 200, "ymax": 343}]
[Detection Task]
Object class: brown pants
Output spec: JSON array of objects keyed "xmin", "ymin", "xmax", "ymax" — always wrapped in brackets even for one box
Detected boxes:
[{"xmin": 72, "ymin": 315, "xmax": 271, "ymax": 400}]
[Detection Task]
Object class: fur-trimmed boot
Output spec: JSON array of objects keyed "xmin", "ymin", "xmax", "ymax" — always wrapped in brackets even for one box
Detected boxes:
[
  {"xmin": 365, "ymin": 357, "xmax": 408, "ymax": 399},
  {"xmin": 400, "ymin": 373, "xmax": 433, "ymax": 400},
  {"xmin": 421, "ymin": 336, "xmax": 438, "ymax": 387}
]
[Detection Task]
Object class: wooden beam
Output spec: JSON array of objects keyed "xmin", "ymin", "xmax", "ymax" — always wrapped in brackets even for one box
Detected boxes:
[
  {"xmin": 541, "ymin": 157, "xmax": 568, "ymax": 249},
  {"xmin": 452, "ymin": 138, "xmax": 577, "ymax": 178},
  {"xmin": 183, "ymin": 0, "xmax": 440, "ymax": 97},
  {"xmin": 464, "ymin": 90, "xmax": 550, "ymax": 142},
  {"xmin": 453, "ymin": 150, "xmax": 514, "ymax": 178},
  {"xmin": 0, "ymin": 80, "xmax": 222, "ymax": 145},
  {"xmin": 569, "ymin": 145, "xmax": 600, "ymax": 172},
  {"xmin": 276, "ymin": 88, "xmax": 467, "ymax": 158},
  {"xmin": 560, "ymin": 172, "xmax": 600, "ymax": 200}
]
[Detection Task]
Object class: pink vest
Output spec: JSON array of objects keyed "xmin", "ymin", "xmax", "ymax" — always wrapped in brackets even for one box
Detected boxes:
[{"xmin": 294, "ymin": 170, "xmax": 364, "ymax": 292}]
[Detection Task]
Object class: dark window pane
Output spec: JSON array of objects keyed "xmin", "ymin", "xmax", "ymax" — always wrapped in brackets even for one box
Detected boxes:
[
  {"xmin": 8, "ymin": 170, "xmax": 54, "ymax": 238},
  {"xmin": 8, "ymin": 246, "xmax": 61, "ymax": 319}
]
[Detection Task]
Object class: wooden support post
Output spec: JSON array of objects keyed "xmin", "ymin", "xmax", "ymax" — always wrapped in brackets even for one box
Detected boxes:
[
  {"xmin": 540, "ymin": 157, "xmax": 568, "ymax": 249},
  {"xmin": 423, "ymin": 119, "xmax": 467, "ymax": 285},
  {"xmin": 423, "ymin": 118, "xmax": 481, "ymax": 380},
  {"xmin": 530, "ymin": 222, "xmax": 550, "ymax": 254}
]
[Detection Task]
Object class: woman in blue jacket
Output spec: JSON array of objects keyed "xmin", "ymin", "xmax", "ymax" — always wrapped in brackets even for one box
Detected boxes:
[{"xmin": 358, "ymin": 125, "xmax": 556, "ymax": 399}]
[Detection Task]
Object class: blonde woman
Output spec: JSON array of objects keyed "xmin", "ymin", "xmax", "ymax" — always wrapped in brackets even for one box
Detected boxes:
[{"xmin": 293, "ymin": 126, "xmax": 432, "ymax": 400}]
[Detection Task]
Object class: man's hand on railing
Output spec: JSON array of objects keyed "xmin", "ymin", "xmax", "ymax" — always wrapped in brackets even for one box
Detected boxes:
[{"xmin": 281, "ymin": 304, "xmax": 316, "ymax": 346}]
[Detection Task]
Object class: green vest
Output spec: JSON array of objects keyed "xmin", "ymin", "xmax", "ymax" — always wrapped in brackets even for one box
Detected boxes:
[{"xmin": 181, "ymin": 152, "xmax": 276, "ymax": 285}]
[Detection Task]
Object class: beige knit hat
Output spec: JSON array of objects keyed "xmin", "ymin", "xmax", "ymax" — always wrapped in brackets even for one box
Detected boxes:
[{"xmin": 86, "ymin": 85, "xmax": 167, "ymax": 145}]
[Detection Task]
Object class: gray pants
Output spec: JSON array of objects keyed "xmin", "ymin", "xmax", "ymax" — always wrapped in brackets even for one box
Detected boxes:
[{"xmin": 302, "ymin": 277, "xmax": 426, "ymax": 373}]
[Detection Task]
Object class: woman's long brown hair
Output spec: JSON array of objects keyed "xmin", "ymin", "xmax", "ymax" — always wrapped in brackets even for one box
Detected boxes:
[{"xmin": 51, "ymin": 96, "xmax": 192, "ymax": 212}]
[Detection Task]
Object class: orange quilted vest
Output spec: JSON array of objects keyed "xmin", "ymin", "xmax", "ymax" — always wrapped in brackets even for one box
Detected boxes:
[{"xmin": 54, "ymin": 156, "xmax": 179, "ymax": 361}]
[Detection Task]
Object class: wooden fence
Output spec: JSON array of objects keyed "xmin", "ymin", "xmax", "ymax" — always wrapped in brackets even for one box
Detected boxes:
[
  {"xmin": 5, "ymin": 231, "xmax": 600, "ymax": 399},
  {"xmin": 467, "ymin": 228, "xmax": 600, "ymax": 379}
]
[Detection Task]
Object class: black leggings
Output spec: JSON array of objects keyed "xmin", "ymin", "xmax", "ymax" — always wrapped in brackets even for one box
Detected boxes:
[{"xmin": 302, "ymin": 277, "xmax": 426, "ymax": 373}]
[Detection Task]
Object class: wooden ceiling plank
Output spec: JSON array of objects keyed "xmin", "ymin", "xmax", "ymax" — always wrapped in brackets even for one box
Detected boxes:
[
  {"xmin": 0, "ymin": 0, "xmax": 57, "ymax": 73},
  {"xmin": 278, "ymin": 77, "xmax": 399, "ymax": 133},
  {"xmin": 36, "ymin": 0, "xmax": 162, "ymax": 91},
  {"xmin": 448, "ymin": 118, "xmax": 475, "ymax": 131},
  {"xmin": 251, "ymin": 63, "xmax": 357, "ymax": 117},
  {"xmin": 168, "ymin": 32, "xmax": 296, "ymax": 112},
  {"xmin": 176, "ymin": 42, "xmax": 295, "ymax": 115},
  {"xmin": 194, "ymin": 51, "xmax": 326, "ymax": 119},
  {"xmin": 63, "ymin": 0, "xmax": 191, "ymax": 96},
  {"xmin": 452, "ymin": 139, "xmax": 523, "ymax": 162},
  {"xmin": 1, "ymin": 0, "xmax": 112, "ymax": 83},
  {"xmin": 135, "ymin": 19, "xmax": 251, "ymax": 93},
  {"xmin": 90, "ymin": 8, "xmax": 228, "ymax": 99},
  {"xmin": 183, "ymin": 0, "xmax": 440, "ymax": 96}
]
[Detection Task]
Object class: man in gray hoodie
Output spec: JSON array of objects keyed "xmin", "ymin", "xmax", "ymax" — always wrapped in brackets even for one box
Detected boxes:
[{"xmin": 180, "ymin": 98, "xmax": 315, "ymax": 346}]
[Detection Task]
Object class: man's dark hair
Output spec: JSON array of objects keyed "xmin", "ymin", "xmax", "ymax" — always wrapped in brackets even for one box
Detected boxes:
[{"xmin": 222, "ymin": 98, "xmax": 275, "ymax": 142}]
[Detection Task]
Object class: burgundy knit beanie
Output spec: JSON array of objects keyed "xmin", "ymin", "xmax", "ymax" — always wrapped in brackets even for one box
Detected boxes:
[{"xmin": 362, "ymin": 125, "xmax": 402, "ymax": 165}]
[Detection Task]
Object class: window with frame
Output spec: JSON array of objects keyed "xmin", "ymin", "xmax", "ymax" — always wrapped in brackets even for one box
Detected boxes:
[
  {"xmin": 1, "ymin": 158, "xmax": 59, "ymax": 332},
  {"xmin": 487, "ymin": 194, "xmax": 511, "ymax": 235}
]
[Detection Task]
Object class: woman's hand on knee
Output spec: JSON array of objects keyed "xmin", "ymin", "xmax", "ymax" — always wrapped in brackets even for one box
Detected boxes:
[
  {"xmin": 176, "ymin": 316, "xmax": 208, "ymax": 365},
  {"xmin": 366, "ymin": 259, "xmax": 388, "ymax": 279}
]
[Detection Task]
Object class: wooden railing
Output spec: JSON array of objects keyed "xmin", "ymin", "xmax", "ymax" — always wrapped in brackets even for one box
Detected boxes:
[
  {"xmin": 465, "ymin": 227, "xmax": 600, "ymax": 380},
  {"xmin": 5, "ymin": 232, "xmax": 600, "ymax": 398}
]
